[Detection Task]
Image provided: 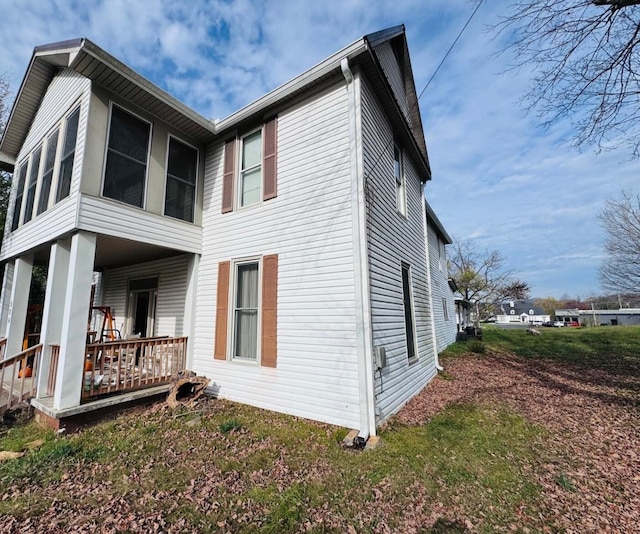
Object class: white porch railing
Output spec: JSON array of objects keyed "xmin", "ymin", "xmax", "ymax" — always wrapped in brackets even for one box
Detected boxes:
[
  {"xmin": 0, "ymin": 343, "xmax": 42, "ymax": 413},
  {"xmin": 82, "ymin": 336, "xmax": 187, "ymax": 399}
]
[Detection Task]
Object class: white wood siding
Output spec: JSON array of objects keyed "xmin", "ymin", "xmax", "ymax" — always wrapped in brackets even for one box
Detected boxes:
[
  {"xmin": 102, "ymin": 255, "xmax": 191, "ymax": 337},
  {"xmin": 360, "ymin": 77, "xmax": 436, "ymax": 423},
  {"xmin": 77, "ymin": 195, "xmax": 202, "ymax": 253},
  {"xmin": 193, "ymin": 81, "xmax": 362, "ymax": 429},
  {"xmin": 427, "ymin": 226, "xmax": 456, "ymax": 351},
  {"xmin": 374, "ymin": 42, "xmax": 410, "ymax": 125},
  {"xmin": 2, "ymin": 69, "xmax": 90, "ymax": 259}
]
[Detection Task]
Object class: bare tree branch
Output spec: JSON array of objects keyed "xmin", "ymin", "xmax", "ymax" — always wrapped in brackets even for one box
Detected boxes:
[{"xmin": 494, "ymin": 0, "xmax": 640, "ymax": 156}]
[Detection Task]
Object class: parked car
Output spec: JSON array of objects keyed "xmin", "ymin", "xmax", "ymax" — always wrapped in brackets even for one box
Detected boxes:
[
  {"xmin": 567, "ymin": 321, "xmax": 581, "ymax": 327},
  {"xmin": 553, "ymin": 321, "xmax": 565, "ymax": 327},
  {"xmin": 542, "ymin": 321, "xmax": 554, "ymax": 327}
]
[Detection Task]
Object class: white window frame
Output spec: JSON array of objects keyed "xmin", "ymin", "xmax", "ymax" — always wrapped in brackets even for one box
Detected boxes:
[
  {"xmin": 163, "ymin": 133, "xmax": 199, "ymax": 223},
  {"xmin": 229, "ymin": 257, "xmax": 262, "ymax": 363},
  {"xmin": 443, "ymin": 297, "xmax": 449, "ymax": 321},
  {"xmin": 101, "ymin": 101, "xmax": 152, "ymax": 210},
  {"xmin": 36, "ymin": 126, "xmax": 62, "ymax": 216},
  {"xmin": 22, "ymin": 143, "xmax": 43, "ymax": 225},
  {"xmin": 394, "ymin": 144, "xmax": 407, "ymax": 217},
  {"xmin": 54, "ymin": 104, "xmax": 82, "ymax": 203},
  {"xmin": 236, "ymin": 126, "xmax": 263, "ymax": 210},
  {"xmin": 10, "ymin": 160, "xmax": 29, "ymax": 232}
]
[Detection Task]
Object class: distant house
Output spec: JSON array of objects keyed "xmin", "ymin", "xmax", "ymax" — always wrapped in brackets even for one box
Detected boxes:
[
  {"xmin": 557, "ymin": 308, "xmax": 640, "ymax": 326},
  {"xmin": 0, "ymin": 26, "xmax": 451, "ymax": 439},
  {"xmin": 496, "ymin": 301, "xmax": 550, "ymax": 324}
]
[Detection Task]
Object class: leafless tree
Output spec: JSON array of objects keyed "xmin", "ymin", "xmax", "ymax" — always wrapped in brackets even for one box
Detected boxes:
[
  {"xmin": 599, "ymin": 190, "xmax": 640, "ymax": 292},
  {"xmin": 448, "ymin": 239, "xmax": 530, "ymax": 320},
  {"xmin": 496, "ymin": 1, "xmax": 640, "ymax": 156},
  {"xmin": 0, "ymin": 75, "xmax": 12, "ymax": 244}
]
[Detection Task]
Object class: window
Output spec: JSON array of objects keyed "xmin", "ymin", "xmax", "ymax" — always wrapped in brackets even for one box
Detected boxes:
[
  {"xmin": 102, "ymin": 105, "xmax": 150, "ymax": 208},
  {"xmin": 56, "ymin": 107, "xmax": 80, "ymax": 202},
  {"xmin": 11, "ymin": 163, "xmax": 28, "ymax": 231},
  {"xmin": 37, "ymin": 128, "xmax": 59, "ymax": 215},
  {"xmin": 215, "ymin": 255, "xmax": 278, "ymax": 367},
  {"xmin": 221, "ymin": 117, "xmax": 277, "ymax": 213},
  {"xmin": 22, "ymin": 146, "xmax": 42, "ymax": 224},
  {"xmin": 442, "ymin": 297, "xmax": 449, "ymax": 321},
  {"xmin": 165, "ymin": 137, "xmax": 197, "ymax": 222},
  {"xmin": 233, "ymin": 261, "xmax": 260, "ymax": 360},
  {"xmin": 401, "ymin": 262, "xmax": 417, "ymax": 360},
  {"xmin": 240, "ymin": 130, "xmax": 262, "ymax": 207},
  {"xmin": 394, "ymin": 145, "xmax": 407, "ymax": 216}
]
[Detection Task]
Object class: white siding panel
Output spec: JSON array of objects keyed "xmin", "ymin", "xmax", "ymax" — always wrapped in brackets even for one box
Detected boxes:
[
  {"xmin": 77, "ymin": 195, "xmax": 202, "ymax": 253},
  {"xmin": 360, "ymin": 77, "xmax": 436, "ymax": 423},
  {"xmin": 2, "ymin": 70, "xmax": 90, "ymax": 259},
  {"xmin": 193, "ymin": 82, "xmax": 361, "ymax": 429},
  {"xmin": 428, "ymin": 226, "xmax": 456, "ymax": 351},
  {"xmin": 0, "ymin": 198, "xmax": 77, "ymax": 261},
  {"xmin": 374, "ymin": 42, "xmax": 410, "ymax": 125},
  {"xmin": 102, "ymin": 255, "xmax": 191, "ymax": 337}
]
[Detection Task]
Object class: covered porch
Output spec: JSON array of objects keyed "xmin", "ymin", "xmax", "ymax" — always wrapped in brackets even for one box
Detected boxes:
[{"xmin": 0, "ymin": 229, "xmax": 199, "ymax": 420}]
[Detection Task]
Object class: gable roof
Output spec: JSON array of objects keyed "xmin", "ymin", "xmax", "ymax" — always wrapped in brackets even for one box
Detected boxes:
[
  {"xmin": 425, "ymin": 201, "xmax": 452, "ymax": 244},
  {"xmin": 499, "ymin": 301, "xmax": 546, "ymax": 316},
  {"xmin": 1, "ymin": 27, "xmax": 431, "ymax": 181},
  {"xmin": 0, "ymin": 38, "xmax": 215, "ymax": 171}
]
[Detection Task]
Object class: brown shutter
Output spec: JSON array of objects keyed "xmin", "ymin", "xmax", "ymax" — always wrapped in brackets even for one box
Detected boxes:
[
  {"xmin": 214, "ymin": 261, "xmax": 230, "ymax": 360},
  {"xmin": 222, "ymin": 140, "xmax": 235, "ymax": 213},
  {"xmin": 262, "ymin": 117, "xmax": 277, "ymax": 201},
  {"xmin": 261, "ymin": 254, "xmax": 278, "ymax": 367}
]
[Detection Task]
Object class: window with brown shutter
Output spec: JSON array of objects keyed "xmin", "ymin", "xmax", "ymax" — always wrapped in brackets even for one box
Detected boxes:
[
  {"xmin": 221, "ymin": 140, "xmax": 235, "ymax": 213},
  {"xmin": 261, "ymin": 254, "xmax": 278, "ymax": 367},
  {"xmin": 214, "ymin": 261, "xmax": 230, "ymax": 359},
  {"xmin": 222, "ymin": 117, "xmax": 278, "ymax": 213}
]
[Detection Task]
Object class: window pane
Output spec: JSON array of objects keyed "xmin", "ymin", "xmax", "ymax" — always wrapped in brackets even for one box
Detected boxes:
[
  {"xmin": 44, "ymin": 129, "xmax": 59, "ymax": 173},
  {"xmin": 167, "ymin": 139, "xmax": 197, "ymax": 185},
  {"xmin": 103, "ymin": 151, "xmax": 145, "ymax": 207},
  {"xmin": 164, "ymin": 177, "xmax": 194, "ymax": 222},
  {"xmin": 236, "ymin": 263, "xmax": 259, "ymax": 308},
  {"xmin": 234, "ymin": 310, "xmax": 258, "ymax": 359},
  {"xmin": 234, "ymin": 262, "xmax": 259, "ymax": 360},
  {"xmin": 11, "ymin": 164, "xmax": 28, "ymax": 231},
  {"xmin": 23, "ymin": 147, "xmax": 42, "ymax": 224},
  {"xmin": 37, "ymin": 170, "xmax": 53, "ymax": 216},
  {"xmin": 401, "ymin": 264, "xmax": 416, "ymax": 360},
  {"xmin": 394, "ymin": 146, "xmax": 401, "ymax": 184},
  {"xmin": 56, "ymin": 109, "xmax": 80, "ymax": 202},
  {"xmin": 242, "ymin": 131, "xmax": 262, "ymax": 169},
  {"xmin": 108, "ymin": 106, "xmax": 150, "ymax": 163},
  {"xmin": 241, "ymin": 168, "xmax": 261, "ymax": 206}
]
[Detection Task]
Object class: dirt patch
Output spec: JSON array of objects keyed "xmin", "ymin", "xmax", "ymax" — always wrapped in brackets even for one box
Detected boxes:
[{"xmin": 396, "ymin": 350, "xmax": 640, "ymax": 532}]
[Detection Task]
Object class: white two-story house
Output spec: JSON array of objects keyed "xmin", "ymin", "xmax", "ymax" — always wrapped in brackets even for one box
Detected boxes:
[{"xmin": 0, "ymin": 26, "xmax": 455, "ymax": 441}]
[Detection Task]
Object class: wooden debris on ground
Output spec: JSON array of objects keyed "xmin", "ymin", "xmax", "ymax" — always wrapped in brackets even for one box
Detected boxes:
[
  {"xmin": 166, "ymin": 370, "xmax": 210, "ymax": 409},
  {"xmin": 526, "ymin": 327, "xmax": 541, "ymax": 335}
]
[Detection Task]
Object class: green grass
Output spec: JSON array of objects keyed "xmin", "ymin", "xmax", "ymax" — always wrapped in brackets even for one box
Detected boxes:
[{"xmin": 3, "ymin": 327, "xmax": 639, "ymax": 531}]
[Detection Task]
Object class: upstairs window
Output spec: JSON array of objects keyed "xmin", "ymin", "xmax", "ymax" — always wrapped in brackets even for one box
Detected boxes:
[
  {"xmin": 221, "ymin": 117, "xmax": 277, "ymax": 213},
  {"xmin": 394, "ymin": 145, "xmax": 407, "ymax": 216},
  {"xmin": 56, "ymin": 107, "xmax": 80, "ymax": 202},
  {"xmin": 22, "ymin": 146, "xmax": 42, "ymax": 224},
  {"xmin": 37, "ymin": 128, "xmax": 60, "ymax": 216},
  {"xmin": 103, "ymin": 105, "xmax": 151, "ymax": 208},
  {"xmin": 165, "ymin": 137, "xmax": 197, "ymax": 222},
  {"xmin": 240, "ymin": 130, "xmax": 262, "ymax": 207},
  {"xmin": 11, "ymin": 163, "xmax": 28, "ymax": 231}
]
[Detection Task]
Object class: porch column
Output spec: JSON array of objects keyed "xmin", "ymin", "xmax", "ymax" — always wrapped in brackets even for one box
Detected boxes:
[
  {"xmin": 0, "ymin": 261, "xmax": 15, "ymax": 339},
  {"xmin": 183, "ymin": 253, "xmax": 200, "ymax": 369},
  {"xmin": 36, "ymin": 239, "xmax": 71, "ymax": 399},
  {"xmin": 5, "ymin": 255, "xmax": 33, "ymax": 357},
  {"xmin": 53, "ymin": 231, "xmax": 96, "ymax": 410}
]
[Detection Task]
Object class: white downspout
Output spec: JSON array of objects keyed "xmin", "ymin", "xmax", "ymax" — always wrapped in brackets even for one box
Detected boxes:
[
  {"xmin": 422, "ymin": 191, "xmax": 443, "ymax": 371},
  {"xmin": 342, "ymin": 57, "xmax": 376, "ymax": 439}
]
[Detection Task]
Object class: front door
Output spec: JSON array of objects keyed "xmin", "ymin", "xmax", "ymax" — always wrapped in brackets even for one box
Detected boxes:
[{"xmin": 127, "ymin": 278, "xmax": 158, "ymax": 337}]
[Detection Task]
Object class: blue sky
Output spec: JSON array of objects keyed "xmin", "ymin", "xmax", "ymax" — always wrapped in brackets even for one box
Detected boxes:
[{"xmin": 1, "ymin": 0, "xmax": 638, "ymax": 298}]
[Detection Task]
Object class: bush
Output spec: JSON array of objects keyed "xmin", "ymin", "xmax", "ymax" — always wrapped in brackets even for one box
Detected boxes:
[{"xmin": 468, "ymin": 340, "xmax": 486, "ymax": 354}]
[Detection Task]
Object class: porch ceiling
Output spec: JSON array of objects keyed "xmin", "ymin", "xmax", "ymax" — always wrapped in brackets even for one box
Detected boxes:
[{"xmin": 32, "ymin": 234, "xmax": 187, "ymax": 270}]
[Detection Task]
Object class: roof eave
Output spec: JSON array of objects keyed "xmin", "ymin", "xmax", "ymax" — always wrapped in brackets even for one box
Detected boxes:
[
  {"xmin": 425, "ymin": 201, "xmax": 452, "ymax": 244},
  {"xmin": 215, "ymin": 38, "xmax": 367, "ymax": 133}
]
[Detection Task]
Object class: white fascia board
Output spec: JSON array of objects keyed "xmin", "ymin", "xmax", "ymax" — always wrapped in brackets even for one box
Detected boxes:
[
  {"xmin": 215, "ymin": 39, "xmax": 367, "ymax": 132},
  {"xmin": 77, "ymin": 40, "xmax": 216, "ymax": 135}
]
